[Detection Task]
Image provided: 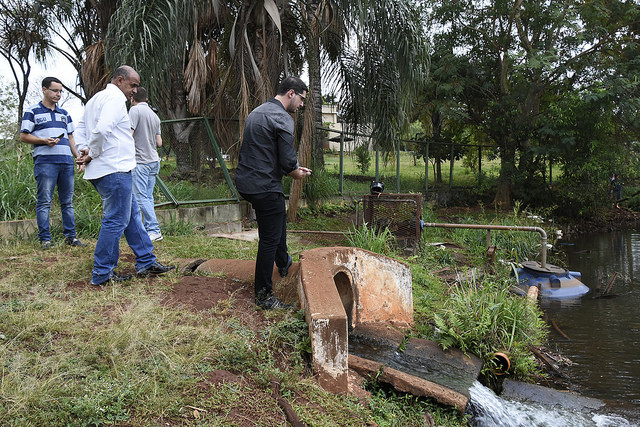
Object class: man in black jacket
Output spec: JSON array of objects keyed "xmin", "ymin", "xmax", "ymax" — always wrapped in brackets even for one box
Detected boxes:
[{"xmin": 235, "ymin": 76, "xmax": 312, "ymax": 309}]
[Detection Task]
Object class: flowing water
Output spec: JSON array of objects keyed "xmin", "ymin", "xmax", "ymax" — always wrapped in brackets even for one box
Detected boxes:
[
  {"xmin": 470, "ymin": 229, "xmax": 640, "ymax": 426},
  {"xmin": 469, "ymin": 381, "xmax": 636, "ymax": 426}
]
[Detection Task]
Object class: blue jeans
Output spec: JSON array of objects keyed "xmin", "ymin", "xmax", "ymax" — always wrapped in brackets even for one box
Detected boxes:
[
  {"xmin": 132, "ymin": 161, "xmax": 161, "ymax": 234},
  {"xmin": 239, "ymin": 192, "xmax": 289, "ymax": 297},
  {"xmin": 89, "ymin": 172, "xmax": 156, "ymax": 284},
  {"xmin": 34, "ymin": 162, "xmax": 76, "ymax": 241}
]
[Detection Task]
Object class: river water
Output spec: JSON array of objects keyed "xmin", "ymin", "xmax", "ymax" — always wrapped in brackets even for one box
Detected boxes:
[
  {"xmin": 469, "ymin": 229, "xmax": 640, "ymax": 426},
  {"xmin": 543, "ymin": 229, "xmax": 640, "ymax": 421}
]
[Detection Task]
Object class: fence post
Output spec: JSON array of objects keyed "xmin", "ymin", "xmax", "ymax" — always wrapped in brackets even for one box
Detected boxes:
[
  {"xmin": 155, "ymin": 176, "xmax": 179, "ymax": 206},
  {"xmin": 449, "ymin": 142, "xmax": 454, "ymax": 190},
  {"xmin": 425, "ymin": 141, "xmax": 430, "ymax": 193},
  {"xmin": 478, "ymin": 145, "xmax": 482, "ymax": 187},
  {"xmin": 375, "ymin": 144, "xmax": 380, "ymax": 181},
  {"xmin": 201, "ymin": 117, "xmax": 239, "ymax": 201},
  {"xmin": 396, "ymin": 140, "xmax": 401, "ymax": 192},
  {"xmin": 339, "ymin": 131, "xmax": 344, "ymax": 195}
]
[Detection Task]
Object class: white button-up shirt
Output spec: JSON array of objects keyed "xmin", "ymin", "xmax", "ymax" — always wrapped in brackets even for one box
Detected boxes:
[{"xmin": 75, "ymin": 83, "xmax": 136, "ymax": 180}]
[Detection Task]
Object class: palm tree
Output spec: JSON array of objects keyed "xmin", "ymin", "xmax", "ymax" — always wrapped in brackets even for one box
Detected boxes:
[
  {"xmin": 36, "ymin": 0, "xmax": 119, "ymax": 101},
  {"xmin": 326, "ymin": 1, "xmax": 429, "ymax": 159},
  {"xmin": 105, "ymin": 0, "xmax": 298, "ymax": 175},
  {"xmin": 285, "ymin": 1, "xmax": 429, "ymax": 219}
]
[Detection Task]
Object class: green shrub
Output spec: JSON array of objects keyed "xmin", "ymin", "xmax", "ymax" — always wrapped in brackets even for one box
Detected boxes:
[
  {"xmin": 303, "ymin": 166, "xmax": 338, "ymax": 208},
  {"xmin": 346, "ymin": 222, "xmax": 394, "ymax": 256},
  {"xmin": 353, "ymin": 143, "xmax": 371, "ymax": 174},
  {"xmin": 433, "ymin": 279, "xmax": 547, "ymax": 379}
]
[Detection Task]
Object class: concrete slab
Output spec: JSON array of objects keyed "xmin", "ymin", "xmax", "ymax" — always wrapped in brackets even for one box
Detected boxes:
[
  {"xmin": 501, "ymin": 380, "xmax": 605, "ymax": 411},
  {"xmin": 348, "ymin": 324, "xmax": 482, "ymax": 398},
  {"xmin": 0, "ymin": 218, "xmax": 39, "ymax": 241},
  {"xmin": 208, "ymin": 229, "xmax": 258, "ymax": 241},
  {"xmin": 0, "ymin": 203, "xmax": 246, "ymax": 241},
  {"xmin": 349, "ymin": 354, "xmax": 469, "ymax": 412}
]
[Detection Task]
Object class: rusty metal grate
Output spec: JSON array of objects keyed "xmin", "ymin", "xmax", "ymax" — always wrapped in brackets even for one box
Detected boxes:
[{"xmin": 362, "ymin": 193, "xmax": 422, "ymax": 248}]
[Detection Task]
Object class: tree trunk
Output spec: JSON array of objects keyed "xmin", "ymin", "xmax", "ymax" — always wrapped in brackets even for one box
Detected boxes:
[
  {"xmin": 287, "ymin": 89, "xmax": 314, "ymax": 223},
  {"xmin": 306, "ymin": 3, "xmax": 324, "ymax": 169},
  {"xmin": 308, "ymin": 48, "xmax": 324, "ymax": 168},
  {"xmin": 493, "ymin": 137, "xmax": 514, "ymax": 208},
  {"xmin": 287, "ymin": 0, "xmax": 323, "ymax": 222},
  {"xmin": 166, "ymin": 79, "xmax": 195, "ymax": 175}
]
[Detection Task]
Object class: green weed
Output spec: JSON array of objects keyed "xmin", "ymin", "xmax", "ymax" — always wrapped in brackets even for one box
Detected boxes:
[
  {"xmin": 432, "ymin": 279, "xmax": 547, "ymax": 379},
  {"xmin": 345, "ymin": 222, "xmax": 395, "ymax": 256}
]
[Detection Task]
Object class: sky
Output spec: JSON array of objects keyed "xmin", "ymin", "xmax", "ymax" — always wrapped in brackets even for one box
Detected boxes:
[
  {"xmin": 1, "ymin": 50, "xmax": 85, "ymax": 122},
  {"xmin": 0, "ymin": 45, "xmax": 313, "ymax": 126}
]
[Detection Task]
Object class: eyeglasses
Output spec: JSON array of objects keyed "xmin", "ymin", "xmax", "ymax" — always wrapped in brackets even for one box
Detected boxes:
[
  {"xmin": 47, "ymin": 88, "xmax": 63, "ymax": 94},
  {"xmin": 295, "ymin": 92, "xmax": 306, "ymax": 101}
]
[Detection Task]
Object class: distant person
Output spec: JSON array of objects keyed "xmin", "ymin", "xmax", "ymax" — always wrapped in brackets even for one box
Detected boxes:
[
  {"xmin": 20, "ymin": 76, "xmax": 86, "ymax": 249},
  {"xmin": 610, "ymin": 172, "xmax": 622, "ymax": 201},
  {"xmin": 130, "ymin": 86, "xmax": 163, "ymax": 242},
  {"xmin": 235, "ymin": 76, "xmax": 312, "ymax": 309},
  {"xmin": 75, "ymin": 65, "xmax": 174, "ymax": 286}
]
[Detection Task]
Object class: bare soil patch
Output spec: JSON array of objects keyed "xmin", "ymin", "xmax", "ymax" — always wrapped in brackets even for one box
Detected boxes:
[{"xmin": 161, "ymin": 275, "xmax": 255, "ymax": 313}]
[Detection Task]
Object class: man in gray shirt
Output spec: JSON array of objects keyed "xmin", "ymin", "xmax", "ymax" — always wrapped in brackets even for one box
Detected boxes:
[
  {"xmin": 235, "ymin": 76, "xmax": 312, "ymax": 309},
  {"xmin": 130, "ymin": 87, "xmax": 163, "ymax": 241}
]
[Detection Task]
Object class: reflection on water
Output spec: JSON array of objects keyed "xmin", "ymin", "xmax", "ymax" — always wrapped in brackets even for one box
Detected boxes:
[{"xmin": 551, "ymin": 230, "xmax": 640, "ymax": 417}]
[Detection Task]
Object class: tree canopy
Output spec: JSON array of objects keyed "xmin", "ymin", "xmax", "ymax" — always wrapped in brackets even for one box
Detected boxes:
[
  {"xmin": 423, "ymin": 0, "xmax": 640, "ymax": 207},
  {"xmin": 2, "ymin": 0, "xmax": 639, "ymax": 214}
]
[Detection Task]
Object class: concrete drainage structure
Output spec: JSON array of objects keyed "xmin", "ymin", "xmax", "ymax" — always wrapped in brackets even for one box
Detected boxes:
[
  {"xmin": 194, "ymin": 245, "xmax": 482, "ymax": 411},
  {"xmin": 297, "ymin": 247, "xmax": 413, "ymax": 394}
]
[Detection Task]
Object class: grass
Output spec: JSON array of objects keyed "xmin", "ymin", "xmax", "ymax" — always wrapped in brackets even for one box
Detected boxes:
[
  {"xmin": 0, "ymin": 229, "xmax": 472, "ymax": 426},
  {"xmin": 1, "ymin": 134, "xmax": 553, "ymax": 424},
  {"xmin": 323, "ymin": 150, "xmax": 502, "ymax": 193},
  {"xmin": 432, "ymin": 279, "xmax": 547, "ymax": 378},
  {"xmin": 346, "ymin": 222, "xmax": 395, "ymax": 256}
]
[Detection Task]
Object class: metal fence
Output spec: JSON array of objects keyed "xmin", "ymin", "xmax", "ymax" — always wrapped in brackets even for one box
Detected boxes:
[
  {"xmin": 154, "ymin": 117, "xmax": 550, "ymax": 207},
  {"xmin": 154, "ymin": 117, "xmax": 240, "ymax": 207},
  {"xmin": 319, "ymin": 126, "xmax": 502, "ymax": 195}
]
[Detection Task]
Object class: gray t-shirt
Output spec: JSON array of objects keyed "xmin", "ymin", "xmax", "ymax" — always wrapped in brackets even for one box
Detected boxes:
[{"xmin": 130, "ymin": 102, "xmax": 161, "ymax": 164}]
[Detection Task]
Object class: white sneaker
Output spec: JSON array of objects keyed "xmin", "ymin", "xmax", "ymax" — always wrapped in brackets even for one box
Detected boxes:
[{"xmin": 148, "ymin": 232, "xmax": 163, "ymax": 242}]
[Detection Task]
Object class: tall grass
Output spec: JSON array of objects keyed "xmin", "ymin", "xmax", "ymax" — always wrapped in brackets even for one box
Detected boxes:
[
  {"xmin": 345, "ymin": 222, "xmax": 395, "ymax": 256},
  {"xmin": 0, "ymin": 141, "xmax": 200, "ymax": 240},
  {"xmin": 1, "ymin": 139, "xmax": 105, "ymax": 237},
  {"xmin": 433, "ymin": 279, "xmax": 547, "ymax": 379},
  {"xmin": 0, "ymin": 141, "xmax": 37, "ymax": 221}
]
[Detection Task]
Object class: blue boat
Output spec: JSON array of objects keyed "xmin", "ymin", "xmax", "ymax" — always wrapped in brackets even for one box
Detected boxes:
[{"xmin": 513, "ymin": 261, "xmax": 590, "ymax": 299}]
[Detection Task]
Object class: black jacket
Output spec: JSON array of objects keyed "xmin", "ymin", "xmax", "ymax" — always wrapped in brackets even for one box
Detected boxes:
[{"xmin": 235, "ymin": 98, "xmax": 299, "ymax": 195}]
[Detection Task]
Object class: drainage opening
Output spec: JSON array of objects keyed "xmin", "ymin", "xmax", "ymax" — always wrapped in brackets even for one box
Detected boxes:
[{"xmin": 334, "ymin": 271, "xmax": 355, "ymax": 329}]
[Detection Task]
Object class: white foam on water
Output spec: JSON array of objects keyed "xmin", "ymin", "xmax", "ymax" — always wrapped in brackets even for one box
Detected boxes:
[{"xmin": 469, "ymin": 381, "xmax": 638, "ymax": 427}]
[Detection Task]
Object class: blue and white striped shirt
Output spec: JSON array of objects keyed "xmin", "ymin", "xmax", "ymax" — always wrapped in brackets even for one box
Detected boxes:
[{"xmin": 20, "ymin": 102, "xmax": 75, "ymax": 165}]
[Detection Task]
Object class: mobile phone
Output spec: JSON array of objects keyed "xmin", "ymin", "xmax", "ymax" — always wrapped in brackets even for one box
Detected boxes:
[{"xmin": 56, "ymin": 133, "xmax": 64, "ymax": 139}]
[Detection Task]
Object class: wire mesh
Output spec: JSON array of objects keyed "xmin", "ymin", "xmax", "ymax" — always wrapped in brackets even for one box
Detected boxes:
[
  {"xmin": 362, "ymin": 193, "xmax": 422, "ymax": 249},
  {"xmin": 154, "ymin": 117, "xmax": 241, "ymax": 205}
]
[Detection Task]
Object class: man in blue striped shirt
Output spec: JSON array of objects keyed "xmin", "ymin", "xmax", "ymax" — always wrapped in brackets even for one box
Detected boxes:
[{"xmin": 20, "ymin": 77, "xmax": 86, "ymax": 249}]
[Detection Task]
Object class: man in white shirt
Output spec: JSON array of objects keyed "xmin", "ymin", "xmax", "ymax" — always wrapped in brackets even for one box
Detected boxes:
[{"xmin": 75, "ymin": 65, "xmax": 174, "ymax": 286}]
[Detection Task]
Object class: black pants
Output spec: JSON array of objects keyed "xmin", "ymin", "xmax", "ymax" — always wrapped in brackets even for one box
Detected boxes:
[{"xmin": 240, "ymin": 192, "xmax": 289, "ymax": 298}]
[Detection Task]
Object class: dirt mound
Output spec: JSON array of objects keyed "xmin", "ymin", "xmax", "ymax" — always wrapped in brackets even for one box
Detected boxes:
[{"xmin": 160, "ymin": 275, "xmax": 255, "ymax": 313}]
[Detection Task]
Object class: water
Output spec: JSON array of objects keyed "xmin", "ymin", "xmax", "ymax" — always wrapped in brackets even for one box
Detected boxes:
[
  {"xmin": 469, "ymin": 229, "xmax": 640, "ymax": 426},
  {"xmin": 469, "ymin": 381, "xmax": 636, "ymax": 427},
  {"xmin": 550, "ymin": 231, "xmax": 640, "ymax": 410}
]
